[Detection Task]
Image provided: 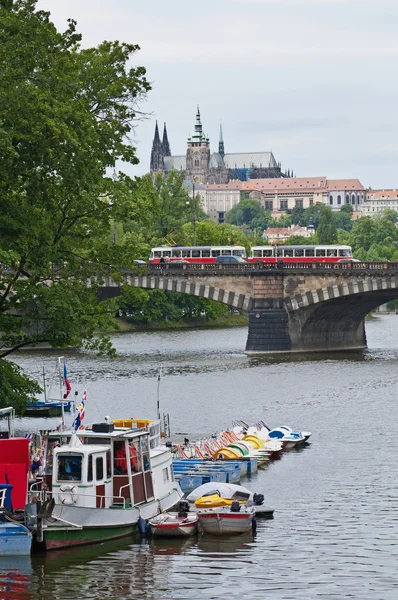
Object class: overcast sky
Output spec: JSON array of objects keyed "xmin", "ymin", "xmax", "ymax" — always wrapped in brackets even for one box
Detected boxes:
[{"xmin": 37, "ymin": 0, "xmax": 398, "ymax": 188}]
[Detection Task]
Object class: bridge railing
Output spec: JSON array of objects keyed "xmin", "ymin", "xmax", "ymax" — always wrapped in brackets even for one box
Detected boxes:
[{"xmin": 145, "ymin": 262, "xmax": 397, "ymax": 274}]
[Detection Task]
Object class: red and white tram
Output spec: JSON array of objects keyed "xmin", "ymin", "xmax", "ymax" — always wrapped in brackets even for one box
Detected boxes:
[
  {"xmin": 149, "ymin": 246, "xmax": 247, "ymax": 264},
  {"xmin": 248, "ymin": 245, "xmax": 353, "ymax": 263}
]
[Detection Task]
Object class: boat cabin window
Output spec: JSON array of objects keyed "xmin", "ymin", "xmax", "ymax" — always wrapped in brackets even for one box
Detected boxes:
[
  {"xmin": 106, "ymin": 451, "xmax": 111, "ymax": 478},
  {"xmin": 87, "ymin": 455, "xmax": 93, "ymax": 482},
  {"xmin": 140, "ymin": 437, "xmax": 150, "ymax": 471},
  {"xmin": 163, "ymin": 467, "xmax": 170, "ymax": 482},
  {"xmin": 96, "ymin": 456, "xmax": 104, "ymax": 481},
  {"xmin": 57, "ymin": 454, "xmax": 82, "ymax": 482},
  {"xmin": 129, "ymin": 441, "xmax": 140, "ymax": 473},
  {"xmin": 114, "ymin": 441, "xmax": 141, "ymax": 475}
]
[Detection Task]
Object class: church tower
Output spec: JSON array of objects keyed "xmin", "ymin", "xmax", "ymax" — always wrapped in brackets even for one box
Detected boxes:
[
  {"xmin": 150, "ymin": 121, "xmax": 164, "ymax": 173},
  {"xmin": 186, "ymin": 106, "xmax": 210, "ymax": 183},
  {"xmin": 162, "ymin": 122, "xmax": 171, "ymax": 157},
  {"xmin": 218, "ymin": 123, "xmax": 225, "ymax": 158}
]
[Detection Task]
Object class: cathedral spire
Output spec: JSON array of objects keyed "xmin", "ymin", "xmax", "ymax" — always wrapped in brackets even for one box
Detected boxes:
[
  {"xmin": 218, "ymin": 123, "xmax": 224, "ymax": 157},
  {"xmin": 150, "ymin": 120, "xmax": 164, "ymax": 172},
  {"xmin": 188, "ymin": 105, "xmax": 209, "ymax": 143},
  {"xmin": 162, "ymin": 122, "xmax": 171, "ymax": 157}
]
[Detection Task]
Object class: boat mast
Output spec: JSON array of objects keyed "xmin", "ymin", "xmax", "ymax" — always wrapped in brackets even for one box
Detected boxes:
[
  {"xmin": 58, "ymin": 356, "xmax": 65, "ymax": 430},
  {"xmin": 43, "ymin": 366, "xmax": 47, "ymax": 403},
  {"xmin": 157, "ymin": 365, "xmax": 162, "ymax": 422}
]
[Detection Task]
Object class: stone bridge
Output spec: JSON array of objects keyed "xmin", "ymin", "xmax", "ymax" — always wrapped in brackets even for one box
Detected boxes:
[{"xmin": 98, "ymin": 262, "xmax": 398, "ymax": 354}]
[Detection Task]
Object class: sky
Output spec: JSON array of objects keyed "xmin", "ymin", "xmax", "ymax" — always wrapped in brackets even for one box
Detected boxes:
[{"xmin": 37, "ymin": 0, "xmax": 398, "ymax": 189}]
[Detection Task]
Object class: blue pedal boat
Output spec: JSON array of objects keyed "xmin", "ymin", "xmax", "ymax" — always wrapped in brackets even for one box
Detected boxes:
[{"xmin": 0, "ymin": 485, "xmax": 32, "ymax": 556}]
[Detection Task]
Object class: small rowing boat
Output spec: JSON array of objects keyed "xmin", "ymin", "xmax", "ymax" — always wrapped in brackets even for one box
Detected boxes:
[
  {"xmin": 197, "ymin": 502, "xmax": 256, "ymax": 535},
  {"xmin": 149, "ymin": 513, "xmax": 198, "ymax": 538}
]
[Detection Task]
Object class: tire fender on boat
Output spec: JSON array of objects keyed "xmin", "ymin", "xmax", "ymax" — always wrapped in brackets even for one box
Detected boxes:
[{"xmin": 59, "ymin": 485, "xmax": 78, "ymax": 505}]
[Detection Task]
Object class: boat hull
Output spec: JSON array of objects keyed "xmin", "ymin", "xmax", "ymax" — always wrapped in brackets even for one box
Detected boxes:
[
  {"xmin": 0, "ymin": 523, "xmax": 32, "ymax": 556},
  {"xmin": 149, "ymin": 514, "xmax": 198, "ymax": 538},
  {"xmin": 197, "ymin": 510, "xmax": 254, "ymax": 535},
  {"xmin": 43, "ymin": 523, "xmax": 135, "ymax": 551}
]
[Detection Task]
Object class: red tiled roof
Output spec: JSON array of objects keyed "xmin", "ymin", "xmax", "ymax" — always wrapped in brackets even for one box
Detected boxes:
[
  {"xmin": 242, "ymin": 177, "xmax": 326, "ymax": 192},
  {"xmin": 367, "ymin": 189, "xmax": 398, "ymax": 199},
  {"xmin": 325, "ymin": 179, "xmax": 365, "ymax": 190}
]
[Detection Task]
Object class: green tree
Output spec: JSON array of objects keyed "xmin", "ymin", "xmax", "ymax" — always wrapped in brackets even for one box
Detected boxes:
[
  {"xmin": 316, "ymin": 206, "xmax": 338, "ymax": 244},
  {"xmin": 226, "ymin": 199, "xmax": 266, "ymax": 228},
  {"xmin": 0, "ymin": 1, "xmax": 152, "ymax": 410}
]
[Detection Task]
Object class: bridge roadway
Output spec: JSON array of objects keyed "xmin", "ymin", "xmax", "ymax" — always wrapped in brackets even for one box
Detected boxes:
[{"xmin": 99, "ymin": 262, "xmax": 398, "ymax": 354}]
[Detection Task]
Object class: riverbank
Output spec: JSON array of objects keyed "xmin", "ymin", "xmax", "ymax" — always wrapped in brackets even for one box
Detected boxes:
[{"xmin": 113, "ymin": 313, "xmax": 248, "ymax": 332}]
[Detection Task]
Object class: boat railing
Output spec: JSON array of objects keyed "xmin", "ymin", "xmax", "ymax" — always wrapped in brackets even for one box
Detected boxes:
[{"xmin": 28, "ymin": 485, "xmax": 130, "ymax": 509}]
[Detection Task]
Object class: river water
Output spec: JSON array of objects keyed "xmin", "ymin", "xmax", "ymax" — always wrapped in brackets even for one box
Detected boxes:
[{"xmin": 4, "ymin": 315, "xmax": 398, "ymax": 599}]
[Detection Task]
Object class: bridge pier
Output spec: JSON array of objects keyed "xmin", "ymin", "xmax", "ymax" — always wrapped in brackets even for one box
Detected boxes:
[{"xmin": 245, "ymin": 309, "xmax": 292, "ymax": 354}]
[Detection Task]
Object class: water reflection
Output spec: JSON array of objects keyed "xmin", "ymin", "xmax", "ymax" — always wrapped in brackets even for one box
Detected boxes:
[{"xmin": 0, "ymin": 557, "xmax": 32, "ymax": 600}]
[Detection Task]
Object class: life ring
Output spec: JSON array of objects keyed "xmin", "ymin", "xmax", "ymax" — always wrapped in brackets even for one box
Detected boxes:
[{"xmin": 59, "ymin": 485, "xmax": 78, "ymax": 505}]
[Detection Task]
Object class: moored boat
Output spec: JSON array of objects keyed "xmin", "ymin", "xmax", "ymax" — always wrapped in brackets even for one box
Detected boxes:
[
  {"xmin": 197, "ymin": 503, "xmax": 256, "ymax": 535},
  {"xmin": 29, "ymin": 418, "xmax": 183, "ymax": 550},
  {"xmin": 149, "ymin": 503, "xmax": 198, "ymax": 538}
]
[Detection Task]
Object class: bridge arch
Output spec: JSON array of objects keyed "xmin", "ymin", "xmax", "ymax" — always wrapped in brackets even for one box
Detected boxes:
[
  {"xmin": 285, "ymin": 275, "xmax": 398, "ymax": 352},
  {"xmin": 100, "ymin": 274, "xmax": 253, "ymax": 313}
]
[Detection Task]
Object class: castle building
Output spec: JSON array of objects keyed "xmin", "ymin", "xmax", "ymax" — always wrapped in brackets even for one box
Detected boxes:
[{"xmin": 150, "ymin": 106, "xmax": 284, "ymax": 184}]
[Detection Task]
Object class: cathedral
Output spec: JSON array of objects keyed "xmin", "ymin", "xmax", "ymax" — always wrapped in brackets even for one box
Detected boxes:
[{"xmin": 150, "ymin": 107, "xmax": 285, "ymax": 184}]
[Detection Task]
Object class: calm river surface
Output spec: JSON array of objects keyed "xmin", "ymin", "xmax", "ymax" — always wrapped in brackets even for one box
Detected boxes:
[{"xmin": 4, "ymin": 315, "xmax": 398, "ymax": 599}]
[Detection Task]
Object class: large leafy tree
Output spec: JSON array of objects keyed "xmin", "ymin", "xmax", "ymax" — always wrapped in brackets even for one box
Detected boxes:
[
  {"xmin": 0, "ymin": 1, "xmax": 153, "ymax": 409},
  {"xmin": 316, "ymin": 205, "xmax": 338, "ymax": 244}
]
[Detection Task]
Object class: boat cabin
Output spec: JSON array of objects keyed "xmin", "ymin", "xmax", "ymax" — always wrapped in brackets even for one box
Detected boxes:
[{"xmin": 43, "ymin": 422, "xmax": 158, "ymax": 509}]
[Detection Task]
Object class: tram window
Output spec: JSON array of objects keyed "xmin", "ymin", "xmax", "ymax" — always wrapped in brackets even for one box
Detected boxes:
[
  {"xmin": 232, "ymin": 249, "xmax": 241, "ymax": 256},
  {"xmin": 339, "ymin": 249, "xmax": 351, "ymax": 257},
  {"xmin": 263, "ymin": 250, "xmax": 273, "ymax": 257},
  {"xmin": 96, "ymin": 457, "xmax": 104, "ymax": 481},
  {"xmin": 87, "ymin": 455, "xmax": 93, "ymax": 482},
  {"xmin": 253, "ymin": 250, "xmax": 262, "ymax": 257},
  {"xmin": 294, "ymin": 249, "xmax": 304, "ymax": 258},
  {"xmin": 211, "ymin": 250, "xmax": 221, "ymax": 257},
  {"xmin": 327, "ymin": 249, "xmax": 337, "ymax": 257},
  {"xmin": 284, "ymin": 249, "xmax": 294, "ymax": 257},
  {"xmin": 182, "ymin": 250, "xmax": 191, "ymax": 257},
  {"xmin": 192, "ymin": 250, "xmax": 200, "ymax": 258},
  {"xmin": 202, "ymin": 250, "xmax": 211, "ymax": 257},
  {"xmin": 172, "ymin": 249, "xmax": 181, "ymax": 257},
  {"xmin": 154, "ymin": 251, "xmax": 161, "ymax": 258},
  {"xmin": 316, "ymin": 249, "xmax": 326, "ymax": 257},
  {"xmin": 222, "ymin": 250, "xmax": 232, "ymax": 256},
  {"xmin": 305, "ymin": 249, "xmax": 315, "ymax": 257},
  {"xmin": 163, "ymin": 251, "xmax": 171, "ymax": 258},
  {"xmin": 276, "ymin": 247, "xmax": 284, "ymax": 257}
]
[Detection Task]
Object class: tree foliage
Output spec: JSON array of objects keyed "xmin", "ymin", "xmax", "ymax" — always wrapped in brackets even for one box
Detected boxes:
[
  {"xmin": 316, "ymin": 206, "xmax": 338, "ymax": 244},
  {"xmin": 0, "ymin": 1, "xmax": 153, "ymax": 408}
]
